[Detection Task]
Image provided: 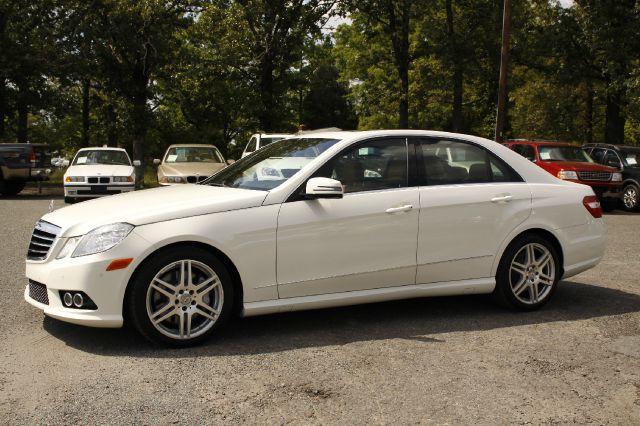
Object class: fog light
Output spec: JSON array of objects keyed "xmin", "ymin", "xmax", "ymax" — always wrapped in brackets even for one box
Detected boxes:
[
  {"xmin": 63, "ymin": 292, "xmax": 73, "ymax": 307},
  {"xmin": 72, "ymin": 293, "xmax": 84, "ymax": 308}
]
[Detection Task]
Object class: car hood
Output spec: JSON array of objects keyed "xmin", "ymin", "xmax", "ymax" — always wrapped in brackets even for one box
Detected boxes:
[
  {"xmin": 540, "ymin": 161, "xmax": 618, "ymax": 172},
  {"xmin": 158, "ymin": 162, "xmax": 225, "ymax": 177},
  {"xmin": 42, "ymin": 185, "xmax": 268, "ymax": 237},
  {"xmin": 65, "ymin": 164, "xmax": 134, "ymax": 177}
]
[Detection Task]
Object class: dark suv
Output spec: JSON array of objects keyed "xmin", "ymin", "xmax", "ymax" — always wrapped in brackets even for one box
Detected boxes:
[{"xmin": 583, "ymin": 143, "xmax": 640, "ymax": 212}]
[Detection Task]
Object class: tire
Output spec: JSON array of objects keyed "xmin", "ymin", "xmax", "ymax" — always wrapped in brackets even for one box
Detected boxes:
[
  {"xmin": 127, "ymin": 246, "xmax": 235, "ymax": 346},
  {"xmin": 492, "ymin": 234, "xmax": 560, "ymax": 311},
  {"xmin": 601, "ymin": 198, "xmax": 617, "ymax": 213},
  {"xmin": 0, "ymin": 180, "xmax": 25, "ymax": 196},
  {"xmin": 64, "ymin": 197, "xmax": 76, "ymax": 204},
  {"xmin": 621, "ymin": 184, "xmax": 640, "ymax": 212}
]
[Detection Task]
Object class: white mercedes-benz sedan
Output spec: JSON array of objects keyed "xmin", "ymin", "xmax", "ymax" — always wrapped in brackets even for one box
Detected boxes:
[{"xmin": 25, "ymin": 130, "xmax": 606, "ymax": 346}]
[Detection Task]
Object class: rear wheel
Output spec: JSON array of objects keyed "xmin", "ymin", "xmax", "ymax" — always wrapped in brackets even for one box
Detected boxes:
[
  {"xmin": 621, "ymin": 184, "xmax": 640, "ymax": 212},
  {"xmin": 493, "ymin": 234, "xmax": 560, "ymax": 310},
  {"xmin": 127, "ymin": 246, "xmax": 234, "ymax": 346},
  {"xmin": 0, "ymin": 179, "xmax": 26, "ymax": 196}
]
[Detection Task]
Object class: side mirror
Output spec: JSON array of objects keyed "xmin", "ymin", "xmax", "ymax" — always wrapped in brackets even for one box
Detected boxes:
[
  {"xmin": 133, "ymin": 160, "xmax": 141, "ymax": 167},
  {"xmin": 226, "ymin": 159, "xmax": 235, "ymax": 165},
  {"xmin": 305, "ymin": 177, "xmax": 343, "ymax": 199},
  {"xmin": 62, "ymin": 160, "xmax": 70, "ymax": 167},
  {"xmin": 152, "ymin": 159, "xmax": 161, "ymax": 166}
]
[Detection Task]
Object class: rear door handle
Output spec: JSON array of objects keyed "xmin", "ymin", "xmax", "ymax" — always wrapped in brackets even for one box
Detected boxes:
[
  {"xmin": 386, "ymin": 204, "xmax": 413, "ymax": 214},
  {"xmin": 491, "ymin": 194, "xmax": 513, "ymax": 203}
]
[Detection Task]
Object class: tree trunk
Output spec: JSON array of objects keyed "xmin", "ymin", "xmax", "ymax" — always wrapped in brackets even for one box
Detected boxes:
[
  {"xmin": 495, "ymin": 0, "xmax": 512, "ymax": 143},
  {"xmin": 583, "ymin": 80, "xmax": 593, "ymax": 145},
  {"xmin": 604, "ymin": 90, "xmax": 625, "ymax": 145},
  {"xmin": 385, "ymin": 0, "xmax": 411, "ymax": 129},
  {"xmin": 17, "ymin": 95, "xmax": 27, "ymax": 143},
  {"xmin": 0, "ymin": 78, "xmax": 5, "ymax": 141},
  {"xmin": 131, "ymin": 94, "xmax": 146, "ymax": 188},
  {"xmin": 106, "ymin": 100, "xmax": 117, "ymax": 147},
  {"xmin": 446, "ymin": 0, "xmax": 464, "ymax": 132},
  {"xmin": 259, "ymin": 55, "xmax": 275, "ymax": 132},
  {"xmin": 81, "ymin": 79, "xmax": 90, "ymax": 147}
]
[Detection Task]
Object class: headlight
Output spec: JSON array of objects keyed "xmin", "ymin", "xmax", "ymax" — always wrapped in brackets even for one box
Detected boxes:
[
  {"xmin": 611, "ymin": 172, "xmax": 622, "ymax": 182},
  {"xmin": 557, "ymin": 170, "xmax": 578, "ymax": 180},
  {"xmin": 160, "ymin": 176, "xmax": 184, "ymax": 183},
  {"xmin": 62, "ymin": 223, "xmax": 134, "ymax": 258},
  {"xmin": 113, "ymin": 176, "xmax": 134, "ymax": 183},
  {"xmin": 65, "ymin": 176, "xmax": 85, "ymax": 182},
  {"xmin": 261, "ymin": 167, "xmax": 280, "ymax": 177}
]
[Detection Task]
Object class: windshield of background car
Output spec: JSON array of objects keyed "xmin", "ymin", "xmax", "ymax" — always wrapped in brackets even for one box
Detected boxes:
[
  {"xmin": 164, "ymin": 147, "xmax": 224, "ymax": 163},
  {"xmin": 206, "ymin": 138, "xmax": 340, "ymax": 191},
  {"xmin": 620, "ymin": 148, "xmax": 640, "ymax": 167},
  {"xmin": 260, "ymin": 137, "xmax": 285, "ymax": 147},
  {"xmin": 72, "ymin": 150, "xmax": 131, "ymax": 166},
  {"xmin": 537, "ymin": 146, "xmax": 593, "ymax": 162}
]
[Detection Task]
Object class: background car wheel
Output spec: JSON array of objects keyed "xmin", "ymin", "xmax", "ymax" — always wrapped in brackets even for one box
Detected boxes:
[
  {"xmin": 127, "ymin": 246, "xmax": 234, "ymax": 346},
  {"xmin": 64, "ymin": 196, "xmax": 76, "ymax": 204},
  {"xmin": 621, "ymin": 184, "xmax": 640, "ymax": 212},
  {"xmin": 0, "ymin": 180, "xmax": 26, "ymax": 196},
  {"xmin": 493, "ymin": 234, "xmax": 560, "ymax": 311}
]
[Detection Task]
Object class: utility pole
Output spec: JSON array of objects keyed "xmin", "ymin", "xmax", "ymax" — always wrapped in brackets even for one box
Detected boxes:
[{"xmin": 495, "ymin": 0, "xmax": 512, "ymax": 143}]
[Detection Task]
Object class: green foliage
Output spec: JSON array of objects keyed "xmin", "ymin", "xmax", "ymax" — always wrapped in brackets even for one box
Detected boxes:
[{"xmin": 0, "ymin": 0, "xmax": 639, "ymax": 157}]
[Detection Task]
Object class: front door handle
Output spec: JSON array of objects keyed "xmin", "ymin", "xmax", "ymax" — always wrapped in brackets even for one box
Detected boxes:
[
  {"xmin": 386, "ymin": 204, "xmax": 413, "ymax": 214},
  {"xmin": 491, "ymin": 194, "xmax": 513, "ymax": 203}
]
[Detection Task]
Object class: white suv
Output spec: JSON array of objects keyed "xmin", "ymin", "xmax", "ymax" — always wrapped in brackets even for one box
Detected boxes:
[{"xmin": 241, "ymin": 133, "xmax": 292, "ymax": 158}]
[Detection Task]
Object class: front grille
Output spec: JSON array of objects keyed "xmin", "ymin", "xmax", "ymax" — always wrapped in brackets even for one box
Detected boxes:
[
  {"xmin": 88, "ymin": 177, "xmax": 98, "ymax": 183},
  {"xmin": 99, "ymin": 177, "xmax": 109, "ymax": 184},
  {"xmin": 29, "ymin": 280, "xmax": 49, "ymax": 305},
  {"xmin": 27, "ymin": 220, "xmax": 61, "ymax": 260},
  {"xmin": 186, "ymin": 175, "xmax": 208, "ymax": 184},
  {"xmin": 577, "ymin": 171, "xmax": 612, "ymax": 182}
]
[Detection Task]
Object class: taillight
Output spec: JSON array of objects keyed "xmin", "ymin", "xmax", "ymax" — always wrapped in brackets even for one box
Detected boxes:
[
  {"xmin": 29, "ymin": 148, "xmax": 36, "ymax": 165},
  {"xmin": 583, "ymin": 196, "xmax": 602, "ymax": 218}
]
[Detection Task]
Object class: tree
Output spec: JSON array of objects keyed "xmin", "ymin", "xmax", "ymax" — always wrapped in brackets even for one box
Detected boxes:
[{"xmin": 234, "ymin": 0, "xmax": 335, "ymax": 132}]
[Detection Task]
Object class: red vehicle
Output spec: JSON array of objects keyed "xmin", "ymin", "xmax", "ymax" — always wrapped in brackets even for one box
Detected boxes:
[{"xmin": 504, "ymin": 140, "xmax": 623, "ymax": 211}]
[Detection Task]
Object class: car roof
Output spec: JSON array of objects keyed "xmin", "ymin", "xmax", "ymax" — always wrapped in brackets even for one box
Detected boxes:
[
  {"xmin": 256, "ymin": 133, "xmax": 292, "ymax": 138},
  {"xmin": 77, "ymin": 147, "xmax": 127, "ymax": 151},
  {"xmin": 506, "ymin": 140, "xmax": 577, "ymax": 147},
  {"xmin": 166, "ymin": 144, "xmax": 218, "ymax": 148}
]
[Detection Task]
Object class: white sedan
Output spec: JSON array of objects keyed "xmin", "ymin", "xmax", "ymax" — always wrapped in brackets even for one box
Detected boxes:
[
  {"xmin": 25, "ymin": 130, "xmax": 606, "ymax": 346},
  {"xmin": 63, "ymin": 147, "xmax": 140, "ymax": 203}
]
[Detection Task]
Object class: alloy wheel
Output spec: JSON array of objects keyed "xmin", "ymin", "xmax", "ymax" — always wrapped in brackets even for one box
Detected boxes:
[
  {"xmin": 509, "ymin": 243, "xmax": 556, "ymax": 305},
  {"xmin": 623, "ymin": 185, "xmax": 638, "ymax": 210},
  {"xmin": 146, "ymin": 259, "xmax": 224, "ymax": 340}
]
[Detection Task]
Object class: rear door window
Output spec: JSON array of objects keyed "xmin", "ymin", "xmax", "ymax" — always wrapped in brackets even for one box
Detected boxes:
[{"xmin": 419, "ymin": 139, "xmax": 522, "ymax": 185}]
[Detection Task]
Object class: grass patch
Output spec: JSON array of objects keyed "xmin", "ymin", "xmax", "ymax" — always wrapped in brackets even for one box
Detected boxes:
[{"xmin": 143, "ymin": 166, "xmax": 159, "ymax": 188}]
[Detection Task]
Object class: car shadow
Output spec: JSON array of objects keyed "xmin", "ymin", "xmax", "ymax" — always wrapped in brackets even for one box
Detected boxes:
[{"xmin": 42, "ymin": 280, "xmax": 640, "ymax": 357}]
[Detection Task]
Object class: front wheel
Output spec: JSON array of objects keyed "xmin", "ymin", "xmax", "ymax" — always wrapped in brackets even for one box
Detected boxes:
[
  {"xmin": 621, "ymin": 184, "xmax": 640, "ymax": 212},
  {"xmin": 493, "ymin": 235, "xmax": 560, "ymax": 311},
  {"xmin": 127, "ymin": 246, "xmax": 234, "ymax": 346}
]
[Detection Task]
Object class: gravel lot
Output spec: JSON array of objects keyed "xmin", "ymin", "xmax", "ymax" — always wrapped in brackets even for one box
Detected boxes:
[{"xmin": 1, "ymin": 195, "xmax": 639, "ymax": 425}]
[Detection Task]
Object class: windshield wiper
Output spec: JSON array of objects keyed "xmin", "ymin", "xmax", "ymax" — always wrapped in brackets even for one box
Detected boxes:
[{"xmin": 208, "ymin": 182, "xmax": 228, "ymax": 187}]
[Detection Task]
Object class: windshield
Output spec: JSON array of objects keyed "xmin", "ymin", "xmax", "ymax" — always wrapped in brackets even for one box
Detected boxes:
[
  {"xmin": 620, "ymin": 148, "xmax": 640, "ymax": 167},
  {"xmin": 164, "ymin": 146, "xmax": 224, "ymax": 163},
  {"xmin": 206, "ymin": 138, "xmax": 340, "ymax": 191},
  {"xmin": 260, "ymin": 137, "xmax": 286, "ymax": 147},
  {"xmin": 537, "ymin": 146, "xmax": 593, "ymax": 163},
  {"xmin": 72, "ymin": 150, "xmax": 131, "ymax": 166}
]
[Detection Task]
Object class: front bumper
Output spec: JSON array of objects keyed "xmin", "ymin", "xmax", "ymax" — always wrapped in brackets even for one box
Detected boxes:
[
  {"xmin": 24, "ymin": 230, "xmax": 150, "ymax": 328},
  {"xmin": 64, "ymin": 184, "xmax": 135, "ymax": 198}
]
